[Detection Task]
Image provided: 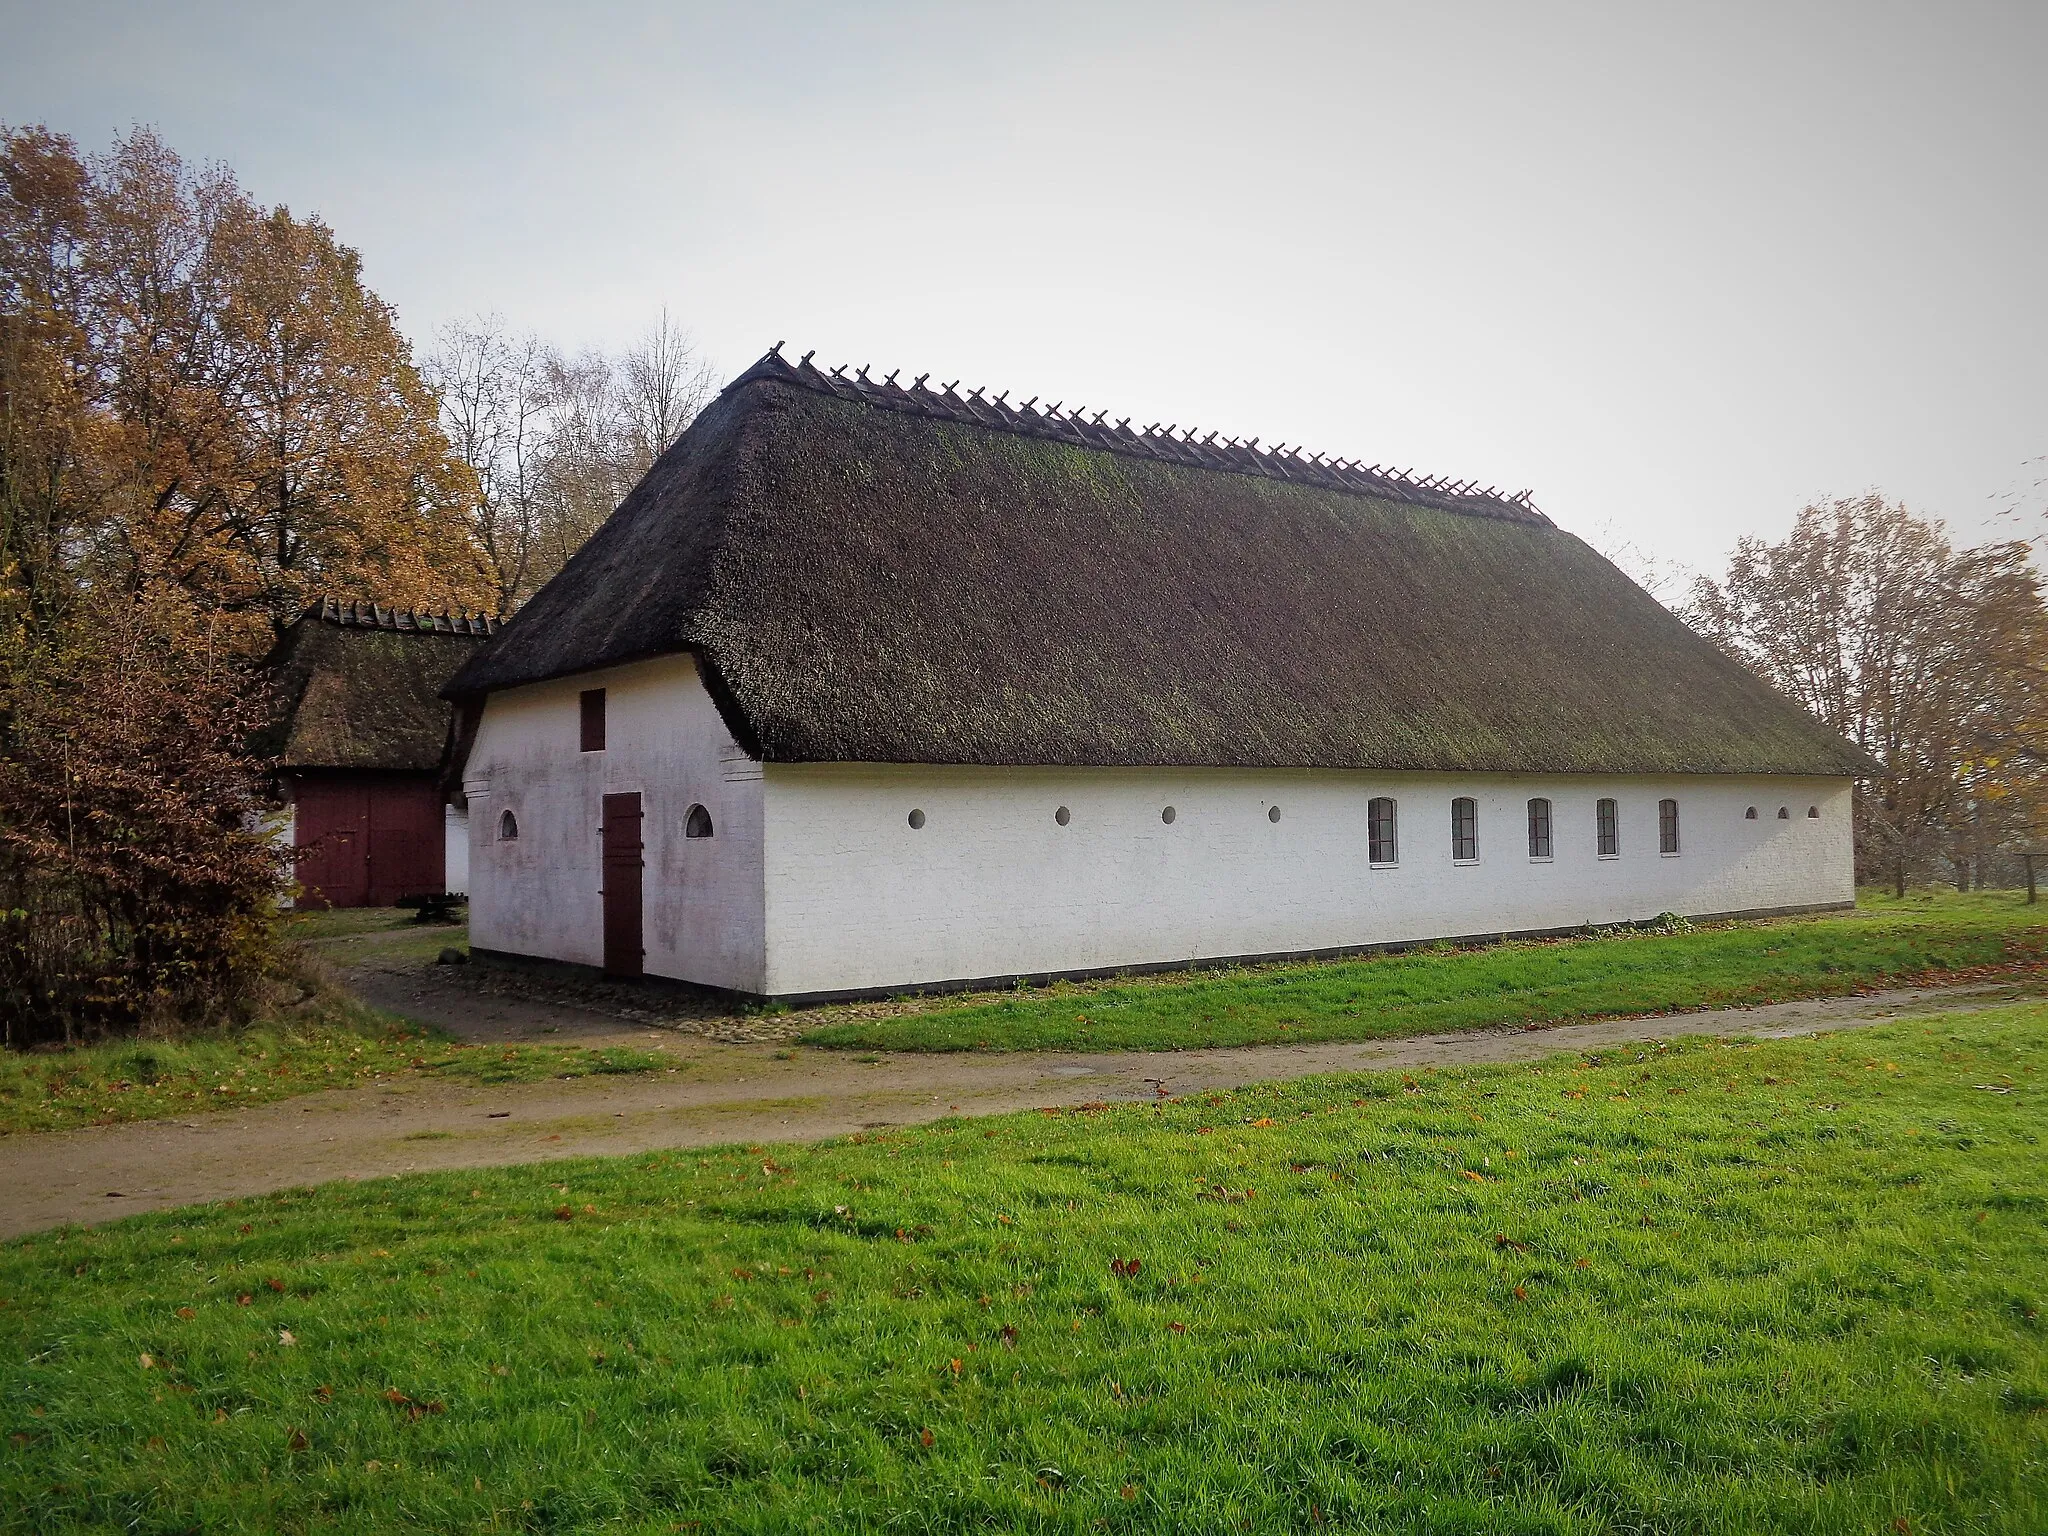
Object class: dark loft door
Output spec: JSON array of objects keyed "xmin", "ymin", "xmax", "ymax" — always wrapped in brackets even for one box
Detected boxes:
[{"xmin": 601, "ymin": 791, "xmax": 645, "ymax": 978}]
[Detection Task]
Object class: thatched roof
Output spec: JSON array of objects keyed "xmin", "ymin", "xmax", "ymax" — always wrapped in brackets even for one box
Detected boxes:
[
  {"xmin": 261, "ymin": 600, "xmax": 500, "ymax": 772},
  {"xmin": 445, "ymin": 350, "xmax": 1870, "ymax": 777}
]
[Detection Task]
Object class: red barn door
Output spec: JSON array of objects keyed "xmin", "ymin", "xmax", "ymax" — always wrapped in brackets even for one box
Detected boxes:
[
  {"xmin": 365, "ymin": 780, "xmax": 444, "ymax": 906},
  {"xmin": 601, "ymin": 792, "xmax": 644, "ymax": 977},
  {"xmin": 294, "ymin": 778, "xmax": 370, "ymax": 909},
  {"xmin": 293, "ymin": 774, "xmax": 444, "ymax": 908}
]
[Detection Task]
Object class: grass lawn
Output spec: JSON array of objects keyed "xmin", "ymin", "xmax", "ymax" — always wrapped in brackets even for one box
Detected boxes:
[
  {"xmin": 0, "ymin": 905, "xmax": 674, "ymax": 1136},
  {"xmin": 3, "ymin": 1003, "xmax": 2043, "ymax": 1533},
  {"xmin": 0, "ymin": 989, "xmax": 670, "ymax": 1136},
  {"xmin": 800, "ymin": 890, "xmax": 2048, "ymax": 1053}
]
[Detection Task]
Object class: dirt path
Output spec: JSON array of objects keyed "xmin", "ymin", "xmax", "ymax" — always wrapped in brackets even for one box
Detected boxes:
[{"xmin": 2, "ymin": 979, "xmax": 2033, "ymax": 1239}]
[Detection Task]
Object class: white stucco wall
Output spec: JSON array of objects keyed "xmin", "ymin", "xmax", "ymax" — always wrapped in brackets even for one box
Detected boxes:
[
  {"xmin": 461, "ymin": 654, "xmax": 767, "ymax": 991},
  {"xmin": 444, "ymin": 805, "xmax": 469, "ymax": 895},
  {"xmin": 265, "ymin": 803, "xmax": 297, "ymax": 909},
  {"xmin": 758, "ymin": 766, "xmax": 1855, "ymax": 997},
  {"xmin": 461, "ymin": 662, "xmax": 1856, "ymax": 998}
]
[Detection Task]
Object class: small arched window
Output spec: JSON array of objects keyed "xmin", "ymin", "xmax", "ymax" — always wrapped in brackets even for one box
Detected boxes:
[
  {"xmin": 1658, "ymin": 798, "xmax": 1680, "ymax": 855},
  {"xmin": 1777, "ymin": 806, "xmax": 1790, "ymax": 819},
  {"xmin": 1367, "ymin": 797, "xmax": 1398, "ymax": 865},
  {"xmin": 1807, "ymin": 805, "xmax": 1820, "ymax": 819},
  {"xmin": 684, "ymin": 804, "xmax": 714, "ymax": 839},
  {"xmin": 1527, "ymin": 797, "xmax": 1553, "ymax": 859},
  {"xmin": 1745, "ymin": 806, "xmax": 1758, "ymax": 820},
  {"xmin": 1451, "ymin": 797, "xmax": 1478, "ymax": 862},
  {"xmin": 498, "ymin": 809, "xmax": 519, "ymax": 841}
]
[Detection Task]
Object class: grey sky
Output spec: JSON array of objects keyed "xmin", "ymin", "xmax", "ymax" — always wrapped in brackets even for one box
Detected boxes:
[{"xmin": 7, "ymin": 1, "xmax": 2044, "ymax": 575}]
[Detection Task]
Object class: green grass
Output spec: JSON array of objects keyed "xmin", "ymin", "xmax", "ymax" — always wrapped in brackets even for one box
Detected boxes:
[
  {"xmin": 4, "ymin": 1004, "xmax": 2044, "ymax": 1533},
  {"xmin": 0, "ymin": 991, "xmax": 672, "ymax": 1136},
  {"xmin": 283, "ymin": 907, "xmax": 434, "ymax": 943},
  {"xmin": 801, "ymin": 890, "xmax": 2048, "ymax": 1053}
]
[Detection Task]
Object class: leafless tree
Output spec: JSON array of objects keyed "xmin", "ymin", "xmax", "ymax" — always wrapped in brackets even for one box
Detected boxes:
[
  {"xmin": 618, "ymin": 308, "xmax": 717, "ymax": 474},
  {"xmin": 424, "ymin": 316, "xmax": 553, "ymax": 611},
  {"xmin": 427, "ymin": 311, "xmax": 715, "ymax": 609}
]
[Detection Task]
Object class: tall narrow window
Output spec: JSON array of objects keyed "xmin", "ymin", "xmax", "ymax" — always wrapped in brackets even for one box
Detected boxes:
[
  {"xmin": 579, "ymin": 688, "xmax": 606, "ymax": 752},
  {"xmin": 684, "ymin": 804, "xmax": 714, "ymax": 839},
  {"xmin": 498, "ymin": 809, "xmax": 519, "ymax": 841},
  {"xmin": 1659, "ymin": 798, "xmax": 1680, "ymax": 854},
  {"xmin": 1596, "ymin": 797, "xmax": 1619, "ymax": 857},
  {"xmin": 1451, "ymin": 797, "xmax": 1478, "ymax": 862},
  {"xmin": 1367, "ymin": 797, "xmax": 1398, "ymax": 865},
  {"xmin": 1527, "ymin": 797, "xmax": 1553, "ymax": 859}
]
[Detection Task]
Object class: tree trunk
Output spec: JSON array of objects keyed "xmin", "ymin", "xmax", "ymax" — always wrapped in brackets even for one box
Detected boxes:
[{"xmin": 2026, "ymin": 853, "xmax": 2037, "ymax": 905}]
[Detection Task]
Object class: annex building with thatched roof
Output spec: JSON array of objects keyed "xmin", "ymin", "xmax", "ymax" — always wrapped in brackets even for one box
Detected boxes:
[
  {"xmin": 443, "ymin": 347, "xmax": 1869, "ymax": 999},
  {"xmin": 261, "ymin": 599, "xmax": 499, "ymax": 908}
]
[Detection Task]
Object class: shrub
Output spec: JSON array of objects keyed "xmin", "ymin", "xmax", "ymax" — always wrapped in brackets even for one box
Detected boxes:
[{"xmin": 0, "ymin": 590, "xmax": 289, "ymax": 1045}]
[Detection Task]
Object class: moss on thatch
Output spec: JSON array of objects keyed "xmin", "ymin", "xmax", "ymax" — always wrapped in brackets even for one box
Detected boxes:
[
  {"xmin": 261, "ymin": 605, "xmax": 495, "ymax": 771},
  {"xmin": 446, "ymin": 356, "xmax": 1869, "ymax": 777}
]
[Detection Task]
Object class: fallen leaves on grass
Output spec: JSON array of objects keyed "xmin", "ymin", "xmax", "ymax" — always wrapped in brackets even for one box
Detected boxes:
[
  {"xmin": 383, "ymin": 1390, "xmax": 445, "ymax": 1422},
  {"xmin": 1110, "ymin": 1257, "xmax": 1143, "ymax": 1278}
]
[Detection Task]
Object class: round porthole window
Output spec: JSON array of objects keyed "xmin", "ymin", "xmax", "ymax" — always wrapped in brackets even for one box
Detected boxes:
[
  {"xmin": 1268, "ymin": 805, "xmax": 1282, "ymax": 823},
  {"xmin": 1055, "ymin": 806, "xmax": 1071, "ymax": 826},
  {"xmin": 907, "ymin": 808, "xmax": 926, "ymax": 829},
  {"xmin": 1161, "ymin": 806, "xmax": 1177, "ymax": 825}
]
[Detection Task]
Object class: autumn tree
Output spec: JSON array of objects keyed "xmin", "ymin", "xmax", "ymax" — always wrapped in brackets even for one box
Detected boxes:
[
  {"xmin": 3, "ymin": 125, "xmax": 490, "ymax": 644},
  {"xmin": 1, "ymin": 124, "xmax": 492, "ymax": 1037},
  {"xmin": 1687, "ymin": 494, "xmax": 2048, "ymax": 893}
]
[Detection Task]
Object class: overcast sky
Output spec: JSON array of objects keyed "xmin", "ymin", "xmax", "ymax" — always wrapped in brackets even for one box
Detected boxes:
[{"xmin": 7, "ymin": 1, "xmax": 2044, "ymax": 577}]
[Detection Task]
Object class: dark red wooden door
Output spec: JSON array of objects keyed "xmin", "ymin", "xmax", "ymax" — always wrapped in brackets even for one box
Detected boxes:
[
  {"xmin": 294, "ymin": 774, "xmax": 444, "ymax": 908},
  {"xmin": 601, "ymin": 792, "xmax": 644, "ymax": 977},
  {"xmin": 364, "ymin": 781, "xmax": 444, "ymax": 906},
  {"xmin": 294, "ymin": 778, "xmax": 369, "ymax": 909}
]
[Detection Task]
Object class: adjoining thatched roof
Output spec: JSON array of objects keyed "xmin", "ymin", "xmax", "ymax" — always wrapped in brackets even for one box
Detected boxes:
[
  {"xmin": 445, "ymin": 350, "xmax": 1871, "ymax": 777},
  {"xmin": 261, "ymin": 601, "xmax": 500, "ymax": 772}
]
